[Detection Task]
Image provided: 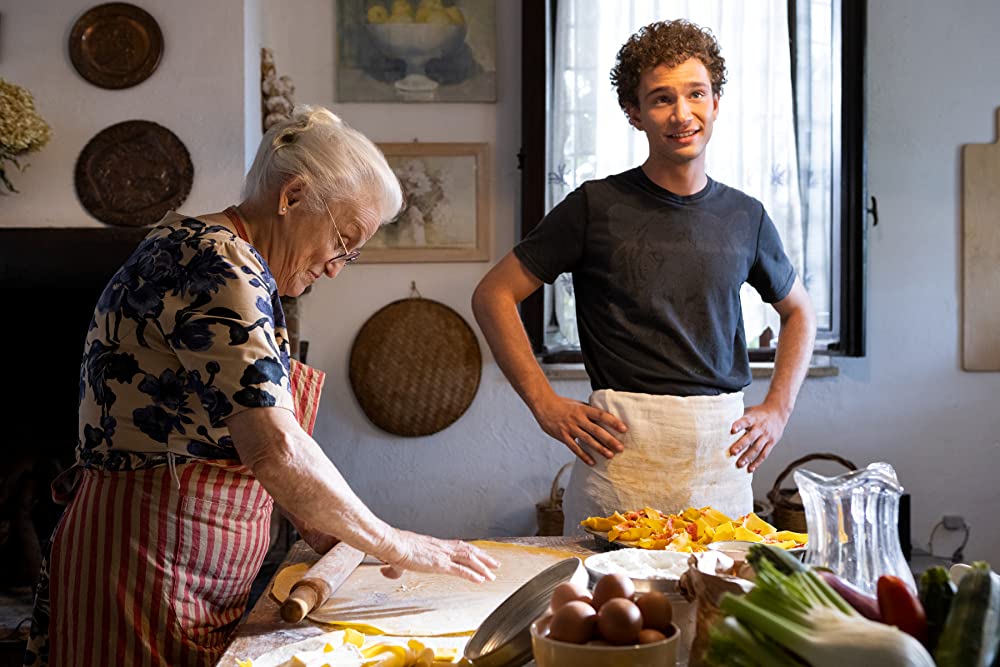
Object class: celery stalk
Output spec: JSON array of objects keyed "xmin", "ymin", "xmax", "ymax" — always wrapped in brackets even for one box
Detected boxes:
[{"xmin": 706, "ymin": 545, "xmax": 937, "ymax": 667}]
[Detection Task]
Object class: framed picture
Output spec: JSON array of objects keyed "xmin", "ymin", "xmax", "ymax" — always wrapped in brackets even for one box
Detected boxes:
[
  {"xmin": 362, "ymin": 142, "xmax": 491, "ymax": 263},
  {"xmin": 336, "ymin": 0, "xmax": 496, "ymax": 103}
]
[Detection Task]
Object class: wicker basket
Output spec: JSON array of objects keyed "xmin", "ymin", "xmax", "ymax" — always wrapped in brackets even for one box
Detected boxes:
[
  {"xmin": 752, "ymin": 497, "xmax": 774, "ymax": 524},
  {"xmin": 349, "ymin": 296, "xmax": 481, "ymax": 437},
  {"xmin": 766, "ymin": 453, "xmax": 857, "ymax": 532},
  {"xmin": 536, "ymin": 462, "xmax": 573, "ymax": 536}
]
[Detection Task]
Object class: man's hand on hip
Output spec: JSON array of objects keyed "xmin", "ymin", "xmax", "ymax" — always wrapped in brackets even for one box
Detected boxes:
[
  {"xmin": 533, "ymin": 396, "xmax": 627, "ymax": 466},
  {"xmin": 729, "ymin": 402, "xmax": 790, "ymax": 473}
]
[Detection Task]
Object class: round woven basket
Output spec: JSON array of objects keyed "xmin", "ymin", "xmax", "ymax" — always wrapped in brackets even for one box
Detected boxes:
[
  {"xmin": 349, "ymin": 297, "xmax": 481, "ymax": 437},
  {"xmin": 767, "ymin": 452, "xmax": 857, "ymax": 532}
]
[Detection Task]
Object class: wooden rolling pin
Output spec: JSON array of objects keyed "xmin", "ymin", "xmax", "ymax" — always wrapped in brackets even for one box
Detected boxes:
[{"xmin": 280, "ymin": 542, "xmax": 366, "ymax": 623}]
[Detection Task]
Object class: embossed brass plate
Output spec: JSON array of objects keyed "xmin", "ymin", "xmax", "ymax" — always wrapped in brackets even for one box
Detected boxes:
[
  {"xmin": 75, "ymin": 120, "xmax": 193, "ymax": 227},
  {"xmin": 69, "ymin": 3, "xmax": 163, "ymax": 89}
]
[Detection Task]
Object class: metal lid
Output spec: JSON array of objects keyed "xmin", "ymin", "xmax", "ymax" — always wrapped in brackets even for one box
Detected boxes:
[{"xmin": 464, "ymin": 557, "xmax": 583, "ymax": 667}]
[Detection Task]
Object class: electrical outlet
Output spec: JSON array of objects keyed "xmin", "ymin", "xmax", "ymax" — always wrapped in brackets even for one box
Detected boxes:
[{"xmin": 943, "ymin": 514, "xmax": 966, "ymax": 530}]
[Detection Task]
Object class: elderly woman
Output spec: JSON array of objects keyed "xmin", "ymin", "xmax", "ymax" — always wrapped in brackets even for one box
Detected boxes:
[{"xmin": 25, "ymin": 106, "xmax": 498, "ymax": 667}]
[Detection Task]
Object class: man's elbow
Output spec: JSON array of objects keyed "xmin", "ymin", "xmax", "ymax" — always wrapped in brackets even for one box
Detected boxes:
[
  {"xmin": 791, "ymin": 299, "xmax": 817, "ymax": 328},
  {"xmin": 471, "ymin": 275, "xmax": 502, "ymax": 325}
]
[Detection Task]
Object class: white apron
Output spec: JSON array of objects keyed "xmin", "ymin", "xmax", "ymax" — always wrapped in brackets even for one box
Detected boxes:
[{"xmin": 562, "ymin": 389, "xmax": 753, "ymax": 535}]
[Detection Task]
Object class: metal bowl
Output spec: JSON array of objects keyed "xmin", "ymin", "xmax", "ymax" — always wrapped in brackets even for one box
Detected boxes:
[
  {"xmin": 583, "ymin": 549, "xmax": 692, "ymax": 594},
  {"xmin": 464, "ymin": 557, "xmax": 585, "ymax": 667}
]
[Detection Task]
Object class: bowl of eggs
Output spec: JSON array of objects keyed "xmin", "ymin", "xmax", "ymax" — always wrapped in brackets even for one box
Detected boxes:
[{"xmin": 530, "ymin": 573, "xmax": 679, "ymax": 667}]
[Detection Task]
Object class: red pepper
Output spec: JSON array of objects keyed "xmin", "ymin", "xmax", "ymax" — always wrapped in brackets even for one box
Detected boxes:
[{"xmin": 877, "ymin": 575, "xmax": 929, "ymax": 645}]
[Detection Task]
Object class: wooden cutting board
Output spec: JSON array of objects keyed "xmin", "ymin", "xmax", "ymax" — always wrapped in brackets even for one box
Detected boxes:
[{"xmin": 963, "ymin": 107, "xmax": 1000, "ymax": 371}]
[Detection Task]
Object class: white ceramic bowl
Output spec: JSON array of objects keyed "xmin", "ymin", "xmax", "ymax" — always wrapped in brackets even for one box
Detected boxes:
[{"xmin": 530, "ymin": 620, "xmax": 680, "ymax": 667}]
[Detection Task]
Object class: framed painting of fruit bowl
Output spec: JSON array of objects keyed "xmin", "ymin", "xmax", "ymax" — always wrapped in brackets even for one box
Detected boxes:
[
  {"xmin": 336, "ymin": 0, "xmax": 496, "ymax": 102},
  {"xmin": 361, "ymin": 142, "xmax": 491, "ymax": 263}
]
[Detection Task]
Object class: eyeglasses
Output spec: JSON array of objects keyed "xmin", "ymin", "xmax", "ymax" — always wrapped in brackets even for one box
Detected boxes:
[{"xmin": 326, "ymin": 203, "xmax": 361, "ymax": 265}]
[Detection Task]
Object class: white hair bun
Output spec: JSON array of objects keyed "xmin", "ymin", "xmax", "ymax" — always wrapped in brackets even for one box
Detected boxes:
[{"xmin": 291, "ymin": 104, "xmax": 343, "ymax": 125}]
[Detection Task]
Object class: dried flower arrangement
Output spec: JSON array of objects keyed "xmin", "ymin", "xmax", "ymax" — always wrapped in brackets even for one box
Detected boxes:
[{"xmin": 0, "ymin": 78, "xmax": 52, "ymax": 194}]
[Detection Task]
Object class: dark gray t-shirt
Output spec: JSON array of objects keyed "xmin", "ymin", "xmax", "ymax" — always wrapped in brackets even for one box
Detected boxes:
[{"xmin": 514, "ymin": 168, "xmax": 796, "ymax": 396}]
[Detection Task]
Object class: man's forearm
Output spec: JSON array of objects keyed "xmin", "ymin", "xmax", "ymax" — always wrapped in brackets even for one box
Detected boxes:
[{"xmin": 765, "ymin": 306, "xmax": 816, "ymax": 418}]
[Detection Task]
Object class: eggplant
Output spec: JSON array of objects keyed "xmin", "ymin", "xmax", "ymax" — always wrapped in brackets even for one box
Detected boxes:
[{"xmin": 816, "ymin": 569, "xmax": 882, "ymax": 621}]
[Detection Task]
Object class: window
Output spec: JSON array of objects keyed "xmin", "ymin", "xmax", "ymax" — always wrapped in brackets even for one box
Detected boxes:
[{"xmin": 519, "ymin": 0, "xmax": 866, "ymax": 362}]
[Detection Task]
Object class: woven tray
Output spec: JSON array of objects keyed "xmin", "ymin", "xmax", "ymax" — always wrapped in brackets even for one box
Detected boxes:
[{"xmin": 349, "ymin": 297, "xmax": 481, "ymax": 437}]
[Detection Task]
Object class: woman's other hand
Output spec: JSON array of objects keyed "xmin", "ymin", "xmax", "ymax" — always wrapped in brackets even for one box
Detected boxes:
[{"xmin": 377, "ymin": 530, "xmax": 500, "ymax": 583}]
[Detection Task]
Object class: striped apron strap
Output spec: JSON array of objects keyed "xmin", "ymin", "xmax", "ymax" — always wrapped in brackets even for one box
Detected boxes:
[
  {"xmin": 39, "ymin": 461, "xmax": 272, "ymax": 667},
  {"xmin": 289, "ymin": 358, "xmax": 326, "ymax": 436}
]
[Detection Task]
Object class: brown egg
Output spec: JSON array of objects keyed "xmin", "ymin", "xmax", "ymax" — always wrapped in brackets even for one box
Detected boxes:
[
  {"xmin": 591, "ymin": 573, "xmax": 635, "ymax": 610},
  {"xmin": 548, "ymin": 600, "xmax": 597, "ymax": 644},
  {"xmin": 549, "ymin": 581, "xmax": 592, "ymax": 611},
  {"xmin": 596, "ymin": 598, "xmax": 643, "ymax": 645},
  {"xmin": 634, "ymin": 591, "xmax": 673, "ymax": 631},
  {"xmin": 637, "ymin": 628, "xmax": 668, "ymax": 644}
]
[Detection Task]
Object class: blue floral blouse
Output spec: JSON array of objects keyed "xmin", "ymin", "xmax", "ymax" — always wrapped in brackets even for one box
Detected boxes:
[{"xmin": 77, "ymin": 213, "xmax": 295, "ymax": 471}]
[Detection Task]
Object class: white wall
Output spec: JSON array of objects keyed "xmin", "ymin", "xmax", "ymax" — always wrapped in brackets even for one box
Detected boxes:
[
  {"xmin": 0, "ymin": 0, "xmax": 250, "ymax": 224},
  {"xmin": 278, "ymin": 0, "xmax": 1000, "ymax": 562},
  {"xmin": 3, "ymin": 0, "xmax": 998, "ymax": 562}
]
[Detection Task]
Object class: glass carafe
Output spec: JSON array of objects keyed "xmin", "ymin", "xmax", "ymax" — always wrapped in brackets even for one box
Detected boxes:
[{"xmin": 794, "ymin": 462, "xmax": 915, "ymax": 595}]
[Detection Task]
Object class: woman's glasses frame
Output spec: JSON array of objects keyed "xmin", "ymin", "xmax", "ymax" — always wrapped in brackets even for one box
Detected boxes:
[{"xmin": 326, "ymin": 203, "xmax": 361, "ymax": 265}]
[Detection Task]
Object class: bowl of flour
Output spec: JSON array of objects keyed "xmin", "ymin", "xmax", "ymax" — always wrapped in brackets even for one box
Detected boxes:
[{"xmin": 583, "ymin": 549, "xmax": 693, "ymax": 593}]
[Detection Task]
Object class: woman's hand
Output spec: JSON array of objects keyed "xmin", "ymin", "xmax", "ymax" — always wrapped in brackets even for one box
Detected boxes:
[
  {"xmin": 532, "ymin": 395, "xmax": 627, "ymax": 466},
  {"xmin": 377, "ymin": 529, "xmax": 500, "ymax": 583}
]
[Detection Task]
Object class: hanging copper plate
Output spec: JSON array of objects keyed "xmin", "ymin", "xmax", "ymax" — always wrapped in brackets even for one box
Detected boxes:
[
  {"xmin": 350, "ymin": 298, "xmax": 482, "ymax": 437},
  {"xmin": 75, "ymin": 120, "xmax": 194, "ymax": 227},
  {"xmin": 69, "ymin": 3, "xmax": 163, "ymax": 89}
]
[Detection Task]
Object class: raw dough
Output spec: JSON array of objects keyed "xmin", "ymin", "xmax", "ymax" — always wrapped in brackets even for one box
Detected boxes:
[
  {"xmin": 271, "ymin": 563, "xmax": 312, "ymax": 603},
  {"xmin": 270, "ymin": 541, "xmax": 585, "ymax": 636}
]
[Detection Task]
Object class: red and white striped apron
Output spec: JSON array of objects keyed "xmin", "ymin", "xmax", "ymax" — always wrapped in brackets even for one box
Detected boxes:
[
  {"xmin": 49, "ymin": 461, "xmax": 272, "ymax": 667},
  {"xmin": 26, "ymin": 358, "xmax": 326, "ymax": 667}
]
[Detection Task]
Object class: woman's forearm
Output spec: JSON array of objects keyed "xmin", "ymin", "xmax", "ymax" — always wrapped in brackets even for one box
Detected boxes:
[{"xmin": 227, "ymin": 406, "xmax": 401, "ymax": 560}]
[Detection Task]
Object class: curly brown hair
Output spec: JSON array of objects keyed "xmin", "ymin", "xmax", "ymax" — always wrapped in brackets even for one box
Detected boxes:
[{"xmin": 610, "ymin": 20, "xmax": 728, "ymax": 112}]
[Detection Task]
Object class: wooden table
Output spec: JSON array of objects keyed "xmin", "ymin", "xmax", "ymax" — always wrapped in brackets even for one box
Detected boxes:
[{"xmin": 217, "ymin": 536, "xmax": 597, "ymax": 667}]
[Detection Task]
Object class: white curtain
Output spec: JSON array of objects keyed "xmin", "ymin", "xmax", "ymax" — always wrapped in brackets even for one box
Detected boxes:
[{"xmin": 548, "ymin": 0, "xmax": 804, "ymax": 347}]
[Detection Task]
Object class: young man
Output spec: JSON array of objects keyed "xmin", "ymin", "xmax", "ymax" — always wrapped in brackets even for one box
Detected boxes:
[{"xmin": 472, "ymin": 20, "xmax": 816, "ymax": 533}]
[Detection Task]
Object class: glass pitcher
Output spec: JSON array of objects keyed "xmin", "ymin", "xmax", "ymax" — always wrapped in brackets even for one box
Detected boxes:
[{"xmin": 794, "ymin": 462, "xmax": 915, "ymax": 595}]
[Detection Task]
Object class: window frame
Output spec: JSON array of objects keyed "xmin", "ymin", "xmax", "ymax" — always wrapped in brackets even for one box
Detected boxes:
[{"xmin": 518, "ymin": 0, "xmax": 867, "ymax": 363}]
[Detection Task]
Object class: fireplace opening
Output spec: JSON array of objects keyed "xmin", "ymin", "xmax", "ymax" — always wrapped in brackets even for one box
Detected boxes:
[{"xmin": 0, "ymin": 227, "xmax": 148, "ymax": 655}]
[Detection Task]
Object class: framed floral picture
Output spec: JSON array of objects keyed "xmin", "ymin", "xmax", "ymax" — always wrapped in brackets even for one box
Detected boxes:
[{"xmin": 363, "ymin": 142, "xmax": 491, "ymax": 263}]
